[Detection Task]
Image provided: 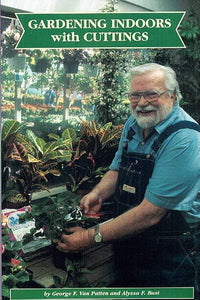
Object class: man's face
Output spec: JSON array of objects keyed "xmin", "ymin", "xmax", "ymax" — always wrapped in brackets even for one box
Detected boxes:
[{"xmin": 130, "ymin": 70, "xmax": 175, "ymax": 129}]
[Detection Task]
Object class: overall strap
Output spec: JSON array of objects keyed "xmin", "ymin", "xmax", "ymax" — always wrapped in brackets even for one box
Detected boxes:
[
  {"xmin": 126, "ymin": 127, "xmax": 135, "ymax": 141},
  {"xmin": 123, "ymin": 127, "xmax": 135, "ymax": 150},
  {"xmin": 152, "ymin": 121, "xmax": 200, "ymax": 153}
]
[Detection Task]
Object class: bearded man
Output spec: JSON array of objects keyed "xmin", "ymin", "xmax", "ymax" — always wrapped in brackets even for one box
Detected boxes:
[{"xmin": 57, "ymin": 63, "xmax": 200, "ymax": 297}]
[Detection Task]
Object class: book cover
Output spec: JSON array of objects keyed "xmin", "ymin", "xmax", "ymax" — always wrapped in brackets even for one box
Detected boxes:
[{"xmin": 1, "ymin": 1, "xmax": 199, "ymax": 300}]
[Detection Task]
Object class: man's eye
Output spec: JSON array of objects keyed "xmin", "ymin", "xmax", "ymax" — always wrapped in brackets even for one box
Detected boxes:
[
  {"xmin": 146, "ymin": 92, "xmax": 158, "ymax": 98},
  {"xmin": 131, "ymin": 94, "xmax": 140, "ymax": 98}
]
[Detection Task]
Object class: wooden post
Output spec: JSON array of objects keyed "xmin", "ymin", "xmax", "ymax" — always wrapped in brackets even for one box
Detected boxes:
[
  {"xmin": 14, "ymin": 74, "xmax": 23, "ymax": 123},
  {"xmin": 63, "ymin": 73, "xmax": 71, "ymax": 123}
]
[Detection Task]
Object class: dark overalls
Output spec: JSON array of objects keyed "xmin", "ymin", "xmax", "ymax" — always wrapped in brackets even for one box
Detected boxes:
[{"xmin": 113, "ymin": 121, "xmax": 200, "ymax": 297}]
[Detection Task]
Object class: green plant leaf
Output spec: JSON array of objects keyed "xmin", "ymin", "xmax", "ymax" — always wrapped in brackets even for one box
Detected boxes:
[
  {"xmin": 44, "ymin": 150, "xmax": 72, "ymax": 162},
  {"xmin": 27, "ymin": 154, "xmax": 41, "ymax": 163},
  {"xmin": 36, "ymin": 137, "xmax": 46, "ymax": 153},
  {"xmin": 16, "ymin": 133, "xmax": 36, "ymax": 156},
  {"xmin": 65, "ymin": 257, "xmax": 75, "ymax": 273},
  {"xmin": 48, "ymin": 133, "xmax": 60, "ymax": 140},
  {"xmin": 1, "ymin": 120, "xmax": 24, "ymax": 140},
  {"xmin": 26, "ymin": 129, "xmax": 44, "ymax": 153},
  {"xmin": 62, "ymin": 128, "xmax": 77, "ymax": 141},
  {"xmin": 79, "ymin": 267, "xmax": 92, "ymax": 274},
  {"xmin": 53, "ymin": 275, "xmax": 62, "ymax": 287}
]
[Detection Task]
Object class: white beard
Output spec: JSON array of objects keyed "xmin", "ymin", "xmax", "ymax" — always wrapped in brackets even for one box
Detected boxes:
[{"xmin": 132, "ymin": 103, "xmax": 173, "ymax": 129}]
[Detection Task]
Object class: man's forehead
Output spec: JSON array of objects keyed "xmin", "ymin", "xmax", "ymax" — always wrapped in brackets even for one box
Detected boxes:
[{"xmin": 131, "ymin": 70, "xmax": 166, "ymax": 87}]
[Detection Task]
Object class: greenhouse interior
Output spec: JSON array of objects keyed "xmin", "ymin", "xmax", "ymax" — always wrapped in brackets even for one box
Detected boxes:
[{"xmin": 1, "ymin": 0, "xmax": 200, "ymax": 299}]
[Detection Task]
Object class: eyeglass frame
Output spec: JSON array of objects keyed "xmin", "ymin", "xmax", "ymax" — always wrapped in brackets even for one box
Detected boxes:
[{"xmin": 127, "ymin": 90, "xmax": 170, "ymax": 104}]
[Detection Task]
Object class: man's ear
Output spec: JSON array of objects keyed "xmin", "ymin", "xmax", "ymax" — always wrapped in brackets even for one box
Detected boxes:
[{"xmin": 171, "ymin": 91, "xmax": 176, "ymax": 100}]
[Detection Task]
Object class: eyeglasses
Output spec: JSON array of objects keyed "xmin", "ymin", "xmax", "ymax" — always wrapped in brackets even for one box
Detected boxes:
[{"xmin": 128, "ymin": 90, "xmax": 169, "ymax": 104}]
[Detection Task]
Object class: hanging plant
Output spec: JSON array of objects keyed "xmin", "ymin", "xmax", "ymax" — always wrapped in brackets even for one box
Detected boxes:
[
  {"xmin": 59, "ymin": 49, "xmax": 88, "ymax": 74},
  {"xmin": 29, "ymin": 50, "xmax": 51, "ymax": 73},
  {"xmin": 32, "ymin": 57, "xmax": 51, "ymax": 73},
  {"xmin": 1, "ymin": 19, "xmax": 23, "ymax": 59}
]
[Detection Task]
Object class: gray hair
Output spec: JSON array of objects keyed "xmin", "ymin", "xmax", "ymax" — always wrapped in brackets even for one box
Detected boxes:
[{"xmin": 129, "ymin": 63, "xmax": 182, "ymax": 103}]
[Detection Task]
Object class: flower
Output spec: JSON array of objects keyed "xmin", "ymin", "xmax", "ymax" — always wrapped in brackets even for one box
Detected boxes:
[
  {"xmin": 11, "ymin": 258, "xmax": 21, "ymax": 267},
  {"xmin": 1, "ymin": 244, "xmax": 5, "ymax": 254},
  {"xmin": 1, "ymin": 19, "xmax": 23, "ymax": 58},
  {"xmin": 13, "ymin": 32, "xmax": 21, "ymax": 41}
]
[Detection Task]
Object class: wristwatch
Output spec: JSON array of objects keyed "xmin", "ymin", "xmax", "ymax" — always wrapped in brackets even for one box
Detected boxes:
[{"xmin": 94, "ymin": 224, "xmax": 103, "ymax": 243}]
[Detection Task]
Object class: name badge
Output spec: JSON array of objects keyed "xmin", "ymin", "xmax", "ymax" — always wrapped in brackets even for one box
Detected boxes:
[{"xmin": 123, "ymin": 184, "xmax": 136, "ymax": 194}]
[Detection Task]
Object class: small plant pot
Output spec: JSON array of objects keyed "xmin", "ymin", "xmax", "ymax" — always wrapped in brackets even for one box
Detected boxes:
[
  {"xmin": 51, "ymin": 241, "xmax": 82, "ymax": 270},
  {"xmin": 51, "ymin": 241, "xmax": 67, "ymax": 270}
]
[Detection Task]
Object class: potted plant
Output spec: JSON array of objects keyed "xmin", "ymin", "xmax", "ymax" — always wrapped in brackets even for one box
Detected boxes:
[
  {"xmin": 62, "ymin": 120, "xmax": 123, "ymax": 193},
  {"xmin": 19, "ymin": 190, "xmax": 102, "ymax": 287},
  {"xmin": 1, "ymin": 19, "xmax": 23, "ymax": 59},
  {"xmin": 1, "ymin": 120, "xmax": 73, "ymax": 208},
  {"xmin": 1, "ymin": 225, "xmax": 32, "ymax": 299},
  {"xmin": 59, "ymin": 49, "xmax": 88, "ymax": 74},
  {"xmin": 29, "ymin": 50, "xmax": 51, "ymax": 73}
]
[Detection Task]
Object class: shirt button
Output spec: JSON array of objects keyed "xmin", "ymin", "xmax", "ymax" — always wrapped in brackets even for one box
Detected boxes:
[{"xmin": 141, "ymin": 142, "xmax": 145, "ymax": 145}]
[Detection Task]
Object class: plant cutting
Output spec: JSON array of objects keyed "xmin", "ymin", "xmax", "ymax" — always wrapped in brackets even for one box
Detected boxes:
[{"xmin": 19, "ymin": 190, "xmax": 103, "ymax": 287}]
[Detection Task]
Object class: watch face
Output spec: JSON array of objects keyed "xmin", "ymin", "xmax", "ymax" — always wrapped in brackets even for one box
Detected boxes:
[{"xmin": 95, "ymin": 233, "xmax": 102, "ymax": 243}]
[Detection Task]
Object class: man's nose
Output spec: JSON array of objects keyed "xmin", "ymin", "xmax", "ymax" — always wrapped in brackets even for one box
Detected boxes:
[{"xmin": 137, "ymin": 96, "xmax": 149, "ymax": 106}]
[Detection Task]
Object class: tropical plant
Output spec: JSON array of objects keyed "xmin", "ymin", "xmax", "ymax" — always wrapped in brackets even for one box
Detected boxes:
[
  {"xmin": 1, "ymin": 120, "xmax": 73, "ymax": 205},
  {"xmin": 62, "ymin": 120, "xmax": 123, "ymax": 192}
]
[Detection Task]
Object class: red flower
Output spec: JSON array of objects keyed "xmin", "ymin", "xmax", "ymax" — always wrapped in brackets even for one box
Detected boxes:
[
  {"xmin": 1, "ymin": 244, "xmax": 5, "ymax": 254},
  {"xmin": 11, "ymin": 258, "xmax": 20, "ymax": 266}
]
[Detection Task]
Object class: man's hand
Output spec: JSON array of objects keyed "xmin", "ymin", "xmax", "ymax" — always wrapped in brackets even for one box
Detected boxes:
[
  {"xmin": 80, "ymin": 191, "xmax": 102, "ymax": 214},
  {"xmin": 57, "ymin": 226, "xmax": 92, "ymax": 253}
]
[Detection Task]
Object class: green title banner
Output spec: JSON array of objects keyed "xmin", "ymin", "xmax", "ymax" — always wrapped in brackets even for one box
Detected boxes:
[
  {"xmin": 11, "ymin": 287, "xmax": 193, "ymax": 299},
  {"xmin": 16, "ymin": 12, "xmax": 185, "ymax": 49}
]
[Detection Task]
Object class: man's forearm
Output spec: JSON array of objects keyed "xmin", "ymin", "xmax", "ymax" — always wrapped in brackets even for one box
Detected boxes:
[
  {"xmin": 89, "ymin": 198, "xmax": 167, "ymax": 243},
  {"xmin": 92, "ymin": 170, "xmax": 118, "ymax": 201}
]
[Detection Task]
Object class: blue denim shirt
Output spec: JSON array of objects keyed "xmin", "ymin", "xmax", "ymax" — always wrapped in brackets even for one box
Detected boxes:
[{"xmin": 110, "ymin": 103, "xmax": 200, "ymax": 226}]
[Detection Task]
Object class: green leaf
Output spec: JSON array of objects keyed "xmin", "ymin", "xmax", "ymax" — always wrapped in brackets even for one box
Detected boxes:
[
  {"xmin": 26, "ymin": 129, "xmax": 43, "ymax": 153},
  {"xmin": 48, "ymin": 133, "xmax": 60, "ymax": 140},
  {"xmin": 65, "ymin": 257, "xmax": 75, "ymax": 272},
  {"xmin": 27, "ymin": 154, "xmax": 41, "ymax": 163},
  {"xmin": 1, "ymin": 120, "xmax": 24, "ymax": 140},
  {"xmin": 101, "ymin": 122, "xmax": 112, "ymax": 130},
  {"xmin": 62, "ymin": 128, "xmax": 77, "ymax": 141},
  {"xmin": 79, "ymin": 267, "xmax": 92, "ymax": 274},
  {"xmin": 53, "ymin": 275, "xmax": 62, "ymax": 287},
  {"xmin": 36, "ymin": 137, "xmax": 46, "ymax": 153},
  {"xmin": 16, "ymin": 133, "xmax": 36, "ymax": 155},
  {"xmin": 43, "ymin": 150, "xmax": 72, "ymax": 162}
]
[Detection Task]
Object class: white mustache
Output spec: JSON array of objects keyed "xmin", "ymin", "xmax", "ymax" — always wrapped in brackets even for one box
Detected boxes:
[{"xmin": 135, "ymin": 105, "xmax": 157, "ymax": 112}]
